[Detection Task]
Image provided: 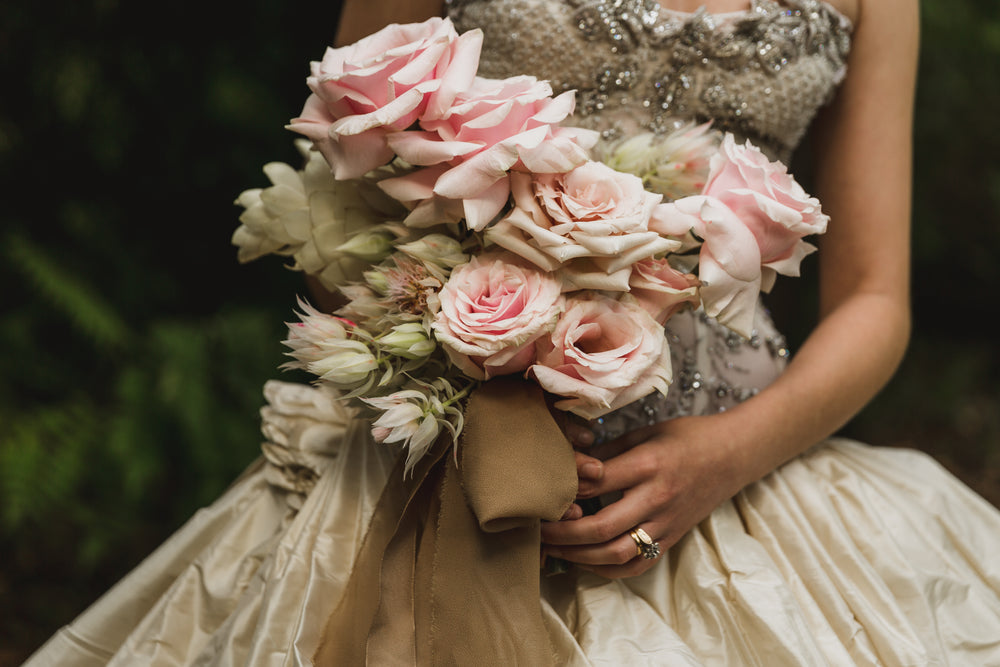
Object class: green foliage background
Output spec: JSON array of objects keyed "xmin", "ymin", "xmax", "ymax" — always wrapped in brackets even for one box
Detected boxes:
[{"xmin": 1, "ymin": 0, "xmax": 998, "ymax": 662}]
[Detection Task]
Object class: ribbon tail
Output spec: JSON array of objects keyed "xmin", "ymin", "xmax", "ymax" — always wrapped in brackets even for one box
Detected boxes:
[
  {"xmin": 314, "ymin": 436, "xmax": 448, "ymax": 665},
  {"xmin": 314, "ymin": 377, "xmax": 577, "ymax": 665}
]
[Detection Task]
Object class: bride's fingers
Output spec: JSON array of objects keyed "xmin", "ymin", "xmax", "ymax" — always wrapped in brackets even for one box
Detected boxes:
[
  {"xmin": 576, "ymin": 445, "xmax": 654, "ymax": 499},
  {"xmin": 563, "ymin": 420, "xmax": 595, "ymax": 448},
  {"xmin": 541, "ymin": 492, "xmax": 647, "ymax": 546},
  {"xmin": 560, "ymin": 503, "xmax": 584, "ymax": 521},
  {"xmin": 543, "ymin": 531, "xmax": 646, "ymax": 566},
  {"xmin": 575, "ymin": 451, "xmax": 604, "ymax": 482}
]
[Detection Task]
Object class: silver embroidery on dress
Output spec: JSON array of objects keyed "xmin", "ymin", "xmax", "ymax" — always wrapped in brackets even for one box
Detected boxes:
[
  {"xmin": 449, "ymin": 0, "xmax": 851, "ymax": 162},
  {"xmin": 447, "ymin": 0, "xmax": 847, "ymax": 434}
]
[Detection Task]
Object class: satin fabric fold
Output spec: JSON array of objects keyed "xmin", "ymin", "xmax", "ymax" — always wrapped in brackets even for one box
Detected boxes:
[
  {"xmin": 24, "ymin": 382, "xmax": 1000, "ymax": 666},
  {"xmin": 314, "ymin": 377, "xmax": 578, "ymax": 665}
]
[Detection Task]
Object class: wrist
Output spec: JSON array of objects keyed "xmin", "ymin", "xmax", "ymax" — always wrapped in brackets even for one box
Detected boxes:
[
  {"xmin": 681, "ymin": 412, "xmax": 764, "ymax": 499},
  {"xmin": 702, "ymin": 405, "xmax": 785, "ymax": 492}
]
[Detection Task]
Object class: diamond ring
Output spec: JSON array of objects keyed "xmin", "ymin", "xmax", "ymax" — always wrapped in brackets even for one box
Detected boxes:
[{"xmin": 629, "ymin": 527, "xmax": 661, "ymax": 560}]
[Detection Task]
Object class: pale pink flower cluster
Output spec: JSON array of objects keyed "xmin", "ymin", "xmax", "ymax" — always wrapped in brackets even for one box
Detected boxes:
[
  {"xmin": 426, "ymin": 253, "xmax": 673, "ymax": 420},
  {"xmin": 651, "ymin": 135, "xmax": 829, "ymax": 337},
  {"xmin": 246, "ymin": 18, "xmax": 831, "ymax": 465},
  {"xmin": 283, "ymin": 300, "xmax": 377, "ymax": 390},
  {"xmin": 288, "ymin": 18, "xmax": 482, "ymax": 180},
  {"xmin": 362, "ymin": 380, "xmax": 464, "ymax": 473},
  {"xmin": 487, "ymin": 161, "xmax": 681, "ymax": 292},
  {"xmin": 288, "ymin": 18, "xmax": 595, "ymax": 230},
  {"xmin": 432, "ymin": 254, "xmax": 563, "ymax": 380}
]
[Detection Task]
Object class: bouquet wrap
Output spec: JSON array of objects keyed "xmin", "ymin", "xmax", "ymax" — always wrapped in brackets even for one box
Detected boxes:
[{"xmin": 315, "ymin": 377, "xmax": 577, "ymax": 665}]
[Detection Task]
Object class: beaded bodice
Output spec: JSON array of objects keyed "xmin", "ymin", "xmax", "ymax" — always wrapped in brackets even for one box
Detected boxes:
[
  {"xmin": 448, "ymin": 0, "xmax": 852, "ymax": 164},
  {"xmin": 449, "ymin": 0, "xmax": 851, "ymax": 436}
]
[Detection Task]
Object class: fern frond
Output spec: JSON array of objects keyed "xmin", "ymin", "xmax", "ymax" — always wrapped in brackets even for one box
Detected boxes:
[
  {"xmin": 0, "ymin": 403, "xmax": 95, "ymax": 531},
  {"xmin": 5, "ymin": 233, "xmax": 131, "ymax": 351}
]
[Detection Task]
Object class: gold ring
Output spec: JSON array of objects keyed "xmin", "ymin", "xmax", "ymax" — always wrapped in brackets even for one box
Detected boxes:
[{"xmin": 629, "ymin": 527, "xmax": 661, "ymax": 560}]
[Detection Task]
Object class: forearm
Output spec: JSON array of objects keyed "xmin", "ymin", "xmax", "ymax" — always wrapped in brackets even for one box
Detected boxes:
[
  {"xmin": 717, "ymin": 0, "xmax": 920, "ymax": 489},
  {"xmin": 721, "ymin": 289, "xmax": 910, "ymax": 486}
]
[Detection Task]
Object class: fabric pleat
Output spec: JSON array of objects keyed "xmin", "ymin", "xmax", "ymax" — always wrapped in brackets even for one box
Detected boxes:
[{"xmin": 25, "ymin": 384, "xmax": 1000, "ymax": 667}]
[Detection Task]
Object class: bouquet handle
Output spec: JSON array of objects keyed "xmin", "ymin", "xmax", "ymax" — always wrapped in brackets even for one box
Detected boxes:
[{"xmin": 315, "ymin": 377, "xmax": 578, "ymax": 665}]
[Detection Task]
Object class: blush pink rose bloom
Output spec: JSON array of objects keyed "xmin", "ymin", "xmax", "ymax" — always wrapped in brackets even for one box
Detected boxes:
[
  {"xmin": 652, "ymin": 135, "xmax": 828, "ymax": 337},
  {"xmin": 431, "ymin": 253, "xmax": 563, "ymax": 380},
  {"xmin": 288, "ymin": 18, "xmax": 483, "ymax": 180},
  {"xmin": 628, "ymin": 258, "xmax": 701, "ymax": 324},
  {"xmin": 487, "ymin": 162, "xmax": 680, "ymax": 291},
  {"xmin": 702, "ymin": 134, "xmax": 828, "ymax": 274},
  {"xmin": 381, "ymin": 76, "xmax": 596, "ymax": 231},
  {"xmin": 530, "ymin": 294, "xmax": 671, "ymax": 420}
]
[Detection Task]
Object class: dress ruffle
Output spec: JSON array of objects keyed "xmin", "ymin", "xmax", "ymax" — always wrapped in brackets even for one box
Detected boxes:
[{"xmin": 26, "ymin": 381, "xmax": 1000, "ymax": 666}]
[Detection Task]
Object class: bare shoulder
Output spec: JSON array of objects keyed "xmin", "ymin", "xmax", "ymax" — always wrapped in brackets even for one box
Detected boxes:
[
  {"xmin": 847, "ymin": 0, "xmax": 919, "ymax": 73},
  {"xmin": 827, "ymin": 0, "xmax": 920, "ymax": 33},
  {"xmin": 823, "ymin": 0, "xmax": 859, "ymax": 26},
  {"xmin": 824, "ymin": 0, "xmax": 921, "ymax": 29}
]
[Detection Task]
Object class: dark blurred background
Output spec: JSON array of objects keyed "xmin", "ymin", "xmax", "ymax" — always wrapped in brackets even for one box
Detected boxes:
[{"xmin": 1, "ymin": 0, "xmax": 998, "ymax": 663}]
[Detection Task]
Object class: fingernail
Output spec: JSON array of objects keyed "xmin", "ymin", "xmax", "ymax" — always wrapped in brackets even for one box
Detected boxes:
[{"xmin": 581, "ymin": 461, "xmax": 602, "ymax": 479}]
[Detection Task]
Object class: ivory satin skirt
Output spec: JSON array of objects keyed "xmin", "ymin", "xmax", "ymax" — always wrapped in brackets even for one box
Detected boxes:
[{"xmin": 25, "ymin": 380, "xmax": 1000, "ymax": 666}]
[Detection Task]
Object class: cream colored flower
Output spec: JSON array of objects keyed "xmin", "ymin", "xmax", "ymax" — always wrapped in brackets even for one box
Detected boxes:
[
  {"xmin": 363, "ymin": 379, "xmax": 466, "ymax": 475},
  {"xmin": 396, "ymin": 234, "xmax": 469, "ymax": 270},
  {"xmin": 378, "ymin": 322, "xmax": 436, "ymax": 360},
  {"xmin": 604, "ymin": 122, "xmax": 721, "ymax": 201},
  {"xmin": 282, "ymin": 300, "xmax": 378, "ymax": 390},
  {"xmin": 233, "ymin": 140, "xmax": 408, "ymax": 292}
]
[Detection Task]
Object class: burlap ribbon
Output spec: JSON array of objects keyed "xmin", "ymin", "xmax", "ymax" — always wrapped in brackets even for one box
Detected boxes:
[{"xmin": 313, "ymin": 377, "xmax": 578, "ymax": 665}]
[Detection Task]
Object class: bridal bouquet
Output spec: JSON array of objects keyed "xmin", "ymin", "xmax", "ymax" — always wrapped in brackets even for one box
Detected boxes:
[{"xmin": 233, "ymin": 17, "xmax": 828, "ymax": 474}]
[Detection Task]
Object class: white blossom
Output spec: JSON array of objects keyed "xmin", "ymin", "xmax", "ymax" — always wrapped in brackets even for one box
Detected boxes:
[
  {"xmin": 604, "ymin": 122, "xmax": 721, "ymax": 201},
  {"xmin": 233, "ymin": 140, "xmax": 408, "ymax": 291},
  {"xmin": 362, "ymin": 380, "xmax": 466, "ymax": 475},
  {"xmin": 283, "ymin": 300, "xmax": 378, "ymax": 389},
  {"xmin": 378, "ymin": 322, "xmax": 436, "ymax": 360}
]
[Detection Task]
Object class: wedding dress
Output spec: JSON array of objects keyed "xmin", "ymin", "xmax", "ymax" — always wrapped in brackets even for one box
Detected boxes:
[{"xmin": 27, "ymin": 0, "xmax": 1000, "ymax": 665}]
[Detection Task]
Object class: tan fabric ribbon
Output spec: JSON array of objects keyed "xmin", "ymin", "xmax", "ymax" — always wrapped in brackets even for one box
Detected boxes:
[{"xmin": 314, "ymin": 377, "xmax": 578, "ymax": 665}]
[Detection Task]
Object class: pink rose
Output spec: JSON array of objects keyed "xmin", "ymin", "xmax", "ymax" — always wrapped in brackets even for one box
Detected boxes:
[
  {"xmin": 628, "ymin": 258, "xmax": 701, "ymax": 324},
  {"xmin": 487, "ymin": 162, "xmax": 680, "ymax": 291},
  {"xmin": 382, "ymin": 76, "xmax": 596, "ymax": 230},
  {"xmin": 432, "ymin": 253, "xmax": 563, "ymax": 380},
  {"xmin": 650, "ymin": 135, "xmax": 828, "ymax": 337},
  {"xmin": 652, "ymin": 195, "xmax": 764, "ymax": 338},
  {"xmin": 288, "ymin": 18, "xmax": 483, "ymax": 180},
  {"xmin": 702, "ymin": 134, "xmax": 828, "ymax": 276},
  {"xmin": 530, "ymin": 294, "xmax": 671, "ymax": 419}
]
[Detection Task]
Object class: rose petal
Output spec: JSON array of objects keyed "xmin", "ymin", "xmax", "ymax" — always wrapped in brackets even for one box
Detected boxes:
[
  {"xmin": 462, "ymin": 176, "xmax": 511, "ymax": 231},
  {"xmin": 387, "ymin": 131, "xmax": 482, "ymax": 166}
]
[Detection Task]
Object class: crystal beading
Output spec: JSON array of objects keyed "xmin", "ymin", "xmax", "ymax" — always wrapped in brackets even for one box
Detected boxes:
[{"xmin": 449, "ymin": 0, "xmax": 852, "ymax": 163}]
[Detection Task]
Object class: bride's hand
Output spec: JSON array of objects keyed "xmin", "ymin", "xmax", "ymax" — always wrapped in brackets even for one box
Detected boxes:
[{"xmin": 542, "ymin": 413, "xmax": 749, "ymax": 579}]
